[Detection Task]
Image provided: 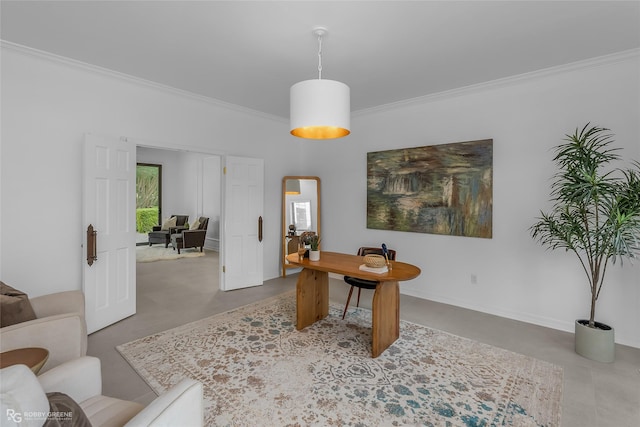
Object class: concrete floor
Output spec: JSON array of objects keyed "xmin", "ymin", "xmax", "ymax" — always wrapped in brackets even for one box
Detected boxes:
[{"xmin": 88, "ymin": 250, "xmax": 640, "ymax": 427}]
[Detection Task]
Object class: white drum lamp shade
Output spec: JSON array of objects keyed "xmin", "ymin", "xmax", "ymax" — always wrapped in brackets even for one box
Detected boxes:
[{"xmin": 290, "ymin": 79, "xmax": 350, "ymax": 139}]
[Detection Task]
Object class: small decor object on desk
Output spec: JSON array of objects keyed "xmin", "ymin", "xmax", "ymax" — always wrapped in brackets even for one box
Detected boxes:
[
  {"xmin": 359, "ymin": 254, "xmax": 388, "ymax": 274},
  {"xmin": 382, "ymin": 243, "xmax": 392, "ymax": 271},
  {"xmin": 303, "ymin": 234, "xmax": 321, "ymax": 261},
  {"xmin": 297, "ymin": 243, "xmax": 306, "ymax": 261},
  {"xmin": 363, "ymin": 254, "xmax": 386, "ymax": 268}
]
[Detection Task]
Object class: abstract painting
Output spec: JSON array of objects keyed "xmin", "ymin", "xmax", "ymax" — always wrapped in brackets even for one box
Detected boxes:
[{"xmin": 367, "ymin": 139, "xmax": 493, "ymax": 238}]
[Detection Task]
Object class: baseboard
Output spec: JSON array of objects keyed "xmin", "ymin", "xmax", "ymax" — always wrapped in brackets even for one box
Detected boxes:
[
  {"xmin": 205, "ymin": 237, "xmax": 219, "ymax": 251},
  {"xmin": 401, "ymin": 288, "xmax": 640, "ymax": 349}
]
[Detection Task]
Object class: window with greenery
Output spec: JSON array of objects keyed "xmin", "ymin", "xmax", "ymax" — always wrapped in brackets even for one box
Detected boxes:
[{"xmin": 136, "ymin": 164, "xmax": 161, "ymax": 233}]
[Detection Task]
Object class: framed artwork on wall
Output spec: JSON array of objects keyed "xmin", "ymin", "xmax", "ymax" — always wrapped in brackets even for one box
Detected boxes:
[{"xmin": 367, "ymin": 139, "xmax": 493, "ymax": 238}]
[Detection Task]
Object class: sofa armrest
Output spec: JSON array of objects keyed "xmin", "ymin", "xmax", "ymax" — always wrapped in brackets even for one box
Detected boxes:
[
  {"xmin": 0, "ymin": 313, "xmax": 87, "ymax": 372},
  {"xmin": 169, "ymin": 226, "xmax": 188, "ymax": 234},
  {"xmin": 30, "ymin": 290, "xmax": 85, "ymax": 319},
  {"xmin": 38, "ymin": 356, "xmax": 102, "ymax": 403},
  {"xmin": 125, "ymin": 379, "xmax": 203, "ymax": 427},
  {"xmin": 182, "ymin": 230, "xmax": 206, "ymax": 246}
]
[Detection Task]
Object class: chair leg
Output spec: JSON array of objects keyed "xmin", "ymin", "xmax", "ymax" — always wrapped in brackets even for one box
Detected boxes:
[
  {"xmin": 342, "ymin": 286, "xmax": 355, "ymax": 320},
  {"xmin": 356, "ymin": 287, "xmax": 362, "ymax": 307}
]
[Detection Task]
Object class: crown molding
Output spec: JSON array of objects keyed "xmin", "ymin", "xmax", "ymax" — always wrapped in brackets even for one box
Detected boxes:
[
  {"xmin": 352, "ymin": 48, "xmax": 640, "ymax": 117},
  {"xmin": 0, "ymin": 40, "xmax": 287, "ymax": 124},
  {"xmin": 3, "ymin": 40, "xmax": 637, "ymax": 123}
]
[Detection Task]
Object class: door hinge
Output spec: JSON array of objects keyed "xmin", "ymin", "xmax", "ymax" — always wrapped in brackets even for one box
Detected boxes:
[
  {"xmin": 223, "ymin": 265, "xmax": 226, "ymax": 273},
  {"xmin": 223, "ymin": 167, "xmax": 227, "ymax": 174}
]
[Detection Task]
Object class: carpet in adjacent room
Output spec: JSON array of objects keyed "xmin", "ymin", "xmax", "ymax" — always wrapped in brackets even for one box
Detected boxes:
[{"xmin": 135, "ymin": 245, "xmax": 205, "ymax": 262}]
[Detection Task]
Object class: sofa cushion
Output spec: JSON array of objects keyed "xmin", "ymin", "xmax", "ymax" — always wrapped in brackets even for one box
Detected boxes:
[
  {"xmin": 197, "ymin": 217, "xmax": 208, "ymax": 230},
  {"xmin": 1, "ymin": 281, "xmax": 37, "ymax": 327},
  {"xmin": 189, "ymin": 218, "xmax": 200, "ymax": 230},
  {"xmin": 161, "ymin": 216, "xmax": 177, "ymax": 231},
  {"xmin": 44, "ymin": 392, "xmax": 91, "ymax": 427},
  {"xmin": 0, "ymin": 364, "xmax": 50, "ymax": 427}
]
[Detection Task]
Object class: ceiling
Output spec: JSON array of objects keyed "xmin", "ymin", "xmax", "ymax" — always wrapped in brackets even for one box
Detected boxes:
[{"xmin": 2, "ymin": 1, "xmax": 639, "ymax": 119}]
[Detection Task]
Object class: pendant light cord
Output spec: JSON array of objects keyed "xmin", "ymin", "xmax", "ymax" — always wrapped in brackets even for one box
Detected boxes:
[{"xmin": 317, "ymin": 33, "xmax": 323, "ymax": 80}]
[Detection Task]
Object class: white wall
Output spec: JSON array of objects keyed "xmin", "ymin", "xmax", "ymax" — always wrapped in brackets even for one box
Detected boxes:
[
  {"xmin": 0, "ymin": 44, "xmax": 296, "ymax": 295},
  {"xmin": 202, "ymin": 155, "xmax": 222, "ymax": 250},
  {"xmin": 306, "ymin": 52, "xmax": 640, "ymax": 347}
]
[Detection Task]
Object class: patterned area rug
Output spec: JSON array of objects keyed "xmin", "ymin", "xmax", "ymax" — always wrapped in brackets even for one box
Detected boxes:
[
  {"xmin": 135, "ymin": 245, "xmax": 205, "ymax": 262},
  {"xmin": 117, "ymin": 292, "xmax": 562, "ymax": 426}
]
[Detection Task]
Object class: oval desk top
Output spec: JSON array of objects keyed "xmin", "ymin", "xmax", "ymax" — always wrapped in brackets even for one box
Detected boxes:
[{"xmin": 286, "ymin": 251, "xmax": 421, "ymax": 282}]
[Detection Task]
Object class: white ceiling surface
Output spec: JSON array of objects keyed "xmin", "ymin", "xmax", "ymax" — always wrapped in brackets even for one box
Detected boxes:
[{"xmin": 2, "ymin": 1, "xmax": 639, "ymax": 119}]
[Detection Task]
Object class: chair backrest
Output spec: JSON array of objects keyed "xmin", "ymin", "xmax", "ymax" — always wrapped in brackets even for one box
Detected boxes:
[
  {"xmin": 173, "ymin": 215, "xmax": 189, "ymax": 227},
  {"xmin": 286, "ymin": 235, "xmax": 300, "ymax": 254},
  {"xmin": 197, "ymin": 217, "xmax": 209, "ymax": 230},
  {"xmin": 356, "ymin": 246, "xmax": 396, "ymax": 261}
]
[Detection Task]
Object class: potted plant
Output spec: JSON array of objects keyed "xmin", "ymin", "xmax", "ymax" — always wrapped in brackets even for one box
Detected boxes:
[
  {"xmin": 530, "ymin": 124, "xmax": 640, "ymax": 362},
  {"xmin": 303, "ymin": 234, "xmax": 321, "ymax": 261}
]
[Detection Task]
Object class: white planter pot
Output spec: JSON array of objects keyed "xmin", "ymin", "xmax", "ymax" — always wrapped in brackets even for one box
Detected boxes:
[
  {"xmin": 575, "ymin": 319, "xmax": 615, "ymax": 363},
  {"xmin": 309, "ymin": 250, "xmax": 320, "ymax": 261}
]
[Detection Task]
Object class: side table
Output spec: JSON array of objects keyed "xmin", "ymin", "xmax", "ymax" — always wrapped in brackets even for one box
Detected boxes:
[{"xmin": 0, "ymin": 347, "xmax": 49, "ymax": 374}]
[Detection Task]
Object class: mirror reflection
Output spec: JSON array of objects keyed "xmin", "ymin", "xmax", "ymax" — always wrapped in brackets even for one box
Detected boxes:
[
  {"xmin": 282, "ymin": 176, "xmax": 320, "ymax": 276},
  {"xmin": 291, "ymin": 201, "xmax": 312, "ymax": 232}
]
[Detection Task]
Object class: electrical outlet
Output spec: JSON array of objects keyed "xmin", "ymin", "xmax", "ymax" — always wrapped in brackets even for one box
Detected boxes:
[{"xmin": 471, "ymin": 274, "xmax": 478, "ymax": 284}]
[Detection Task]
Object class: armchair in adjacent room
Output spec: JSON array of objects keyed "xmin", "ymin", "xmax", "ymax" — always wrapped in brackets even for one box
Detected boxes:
[
  {"xmin": 342, "ymin": 247, "xmax": 397, "ymax": 320},
  {"xmin": 0, "ymin": 286, "xmax": 87, "ymax": 373},
  {"xmin": 1, "ymin": 356, "xmax": 203, "ymax": 426},
  {"xmin": 148, "ymin": 215, "xmax": 189, "ymax": 248},
  {"xmin": 171, "ymin": 217, "xmax": 209, "ymax": 254}
]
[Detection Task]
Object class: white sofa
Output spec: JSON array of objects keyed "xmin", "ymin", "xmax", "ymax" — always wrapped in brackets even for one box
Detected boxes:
[
  {"xmin": 0, "ymin": 290, "xmax": 87, "ymax": 373},
  {"xmin": 1, "ymin": 357, "xmax": 203, "ymax": 426}
]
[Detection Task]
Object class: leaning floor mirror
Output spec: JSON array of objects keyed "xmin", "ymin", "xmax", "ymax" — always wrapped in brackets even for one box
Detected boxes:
[{"xmin": 281, "ymin": 176, "xmax": 321, "ymax": 276}]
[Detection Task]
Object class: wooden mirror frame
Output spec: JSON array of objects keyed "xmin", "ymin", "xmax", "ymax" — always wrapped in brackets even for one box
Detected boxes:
[{"xmin": 281, "ymin": 176, "xmax": 321, "ymax": 277}]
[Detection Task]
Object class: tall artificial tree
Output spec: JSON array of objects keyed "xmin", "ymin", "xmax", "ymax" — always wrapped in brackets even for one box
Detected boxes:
[{"xmin": 531, "ymin": 124, "xmax": 640, "ymax": 328}]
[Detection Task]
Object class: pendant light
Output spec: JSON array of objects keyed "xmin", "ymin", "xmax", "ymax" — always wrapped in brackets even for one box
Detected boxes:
[{"xmin": 290, "ymin": 26, "xmax": 350, "ymax": 139}]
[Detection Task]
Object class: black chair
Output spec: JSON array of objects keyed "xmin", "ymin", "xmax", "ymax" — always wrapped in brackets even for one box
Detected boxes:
[
  {"xmin": 148, "ymin": 215, "xmax": 189, "ymax": 248},
  {"xmin": 342, "ymin": 246, "xmax": 397, "ymax": 320},
  {"xmin": 171, "ymin": 217, "xmax": 209, "ymax": 254}
]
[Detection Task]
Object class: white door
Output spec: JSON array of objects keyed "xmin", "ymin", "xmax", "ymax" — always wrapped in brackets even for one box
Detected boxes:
[
  {"xmin": 83, "ymin": 133, "xmax": 136, "ymax": 333},
  {"xmin": 221, "ymin": 156, "xmax": 264, "ymax": 290}
]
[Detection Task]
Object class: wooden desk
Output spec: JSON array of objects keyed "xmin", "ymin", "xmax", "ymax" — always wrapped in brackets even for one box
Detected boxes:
[
  {"xmin": 286, "ymin": 251, "xmax": 421, "ymax": 357},
  {"xmin": 0, "ymin": 347, "xmax": 49, "ymax": 374}
]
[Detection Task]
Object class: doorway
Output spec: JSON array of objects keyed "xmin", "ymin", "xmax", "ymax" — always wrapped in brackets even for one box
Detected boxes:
[{"xmin": 136, "ymin": 163, "xmax": 162, "ymax": 246}]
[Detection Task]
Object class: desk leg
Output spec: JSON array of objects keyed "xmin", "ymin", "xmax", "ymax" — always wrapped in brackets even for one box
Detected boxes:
[
  {"xmin": 296, "ymin": 268, "xmax": 329, "ymax": 330},
  {"xmin": 371, "ymin": 280, "xmax": 400, "ymax": 358}
]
